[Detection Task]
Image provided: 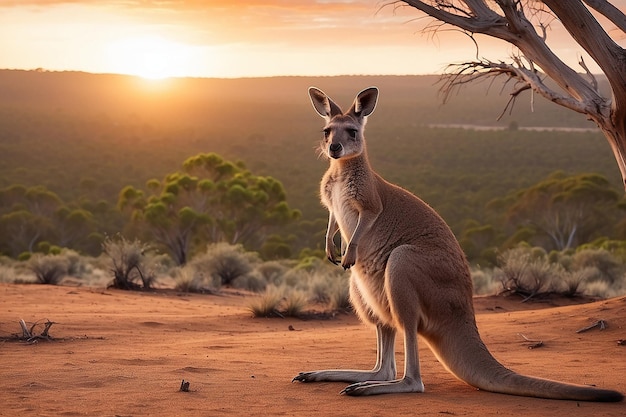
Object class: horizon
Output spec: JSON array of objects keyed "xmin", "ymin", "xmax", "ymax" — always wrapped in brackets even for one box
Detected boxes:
[
  {"xmin": 0, "ymin": 67, "xmax": 448, "ymax": 80},
  {"xmin": 1, "ymin": 1, "xmax": 625, "ymax": 80}
]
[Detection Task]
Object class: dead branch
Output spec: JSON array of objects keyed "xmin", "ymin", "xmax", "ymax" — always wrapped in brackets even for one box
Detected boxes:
[
  {"xmin": 578, "ymin": 56, "xmax": 598, "ymax": 92},
  {"xmin": 518, "ymin": 333, "xmax": 544, "ymax": 349},
  {"xmin": 576, "ymin": 319, "xmax": 607, "ymax": 333},
  {"xmin": 440, "ymin": 58, "xmax": 590, "ymax": 115},
  {"xmin": 582, "ymin": 0, "xmax": 626, "ymax": 34},
  {"xmin": 497, "ymin": 84, "xmax": 532, "ymax": 121},
  {"xmin": 17, "ymin": 319, "xmax": 55, "ymax": 343},
  {"xmin": 396, "ymin": 0, "xmax": 626, "ymax": 188}
]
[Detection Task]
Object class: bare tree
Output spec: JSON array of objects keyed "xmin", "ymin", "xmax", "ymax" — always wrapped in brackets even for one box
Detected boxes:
[{"xmin": 394, "ymin": 0, "xmax": 626, "ymax": 188}]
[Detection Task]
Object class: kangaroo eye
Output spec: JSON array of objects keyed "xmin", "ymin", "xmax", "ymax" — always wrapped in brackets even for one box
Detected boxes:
[
  {"xmin": 347, "ymin": 129, "xmax": 357, "ymax": 139},
  {"xmin": 323, "ymin": 128, "xmax": 331, "ymax": 139}
]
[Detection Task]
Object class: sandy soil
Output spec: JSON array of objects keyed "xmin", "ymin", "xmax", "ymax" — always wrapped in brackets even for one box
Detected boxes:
[{"xmin": 1, "ymin": 283, "xmax": 624, "ymax": 417}]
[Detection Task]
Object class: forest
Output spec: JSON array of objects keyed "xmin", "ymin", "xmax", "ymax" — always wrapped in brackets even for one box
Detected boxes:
[{"xmin": 0, "ymin": 69, "xmax": 624, "ymax": 268}]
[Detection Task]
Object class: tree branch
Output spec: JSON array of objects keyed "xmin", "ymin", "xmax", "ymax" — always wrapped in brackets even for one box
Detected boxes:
[
  {"xmin": 440, "ymin": 58, "xmax": 589, "ymax": 115},
  {"xmin": 543, "ymin": 0, "xmax": 626, "ymax": 102},
  {"xmin": 398, "ymin": 0, "xmax": 509, "ymax": 36},
  {"xmin": 396, "ymin": 0, "xmax": 626, "ymax": 188},
  {"xmin": 583, "ymin": 0, "xmax": 626, "ymax": 34}
]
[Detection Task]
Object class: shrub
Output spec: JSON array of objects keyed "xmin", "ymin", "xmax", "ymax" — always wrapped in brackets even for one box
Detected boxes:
[
  {"xmin": 471, "ymin": 269, "xmax": 499, "ymax": 295},
  {"xmin": 173, "ymin": 265, "xmax": 210, "ymax": 293},
  {"xmin": 283, "ymin": 289, "xmax": 308, "ymax": 317},
  {"xmin": 494, "ymin": 247, "xmax": 556, "ymax": 300},
  {"xmin": 248, "ymin": 285, "xmax": 284, "ymax": 317},
  {"xmin": 255, "ymin": 260, "xmax": 289, "ymax": 286},
  {"xmin": 28, "ymin": 253, "xmax": 69, "ymax": 285},
  {"xmin": 493, "ymin": 245, "xmax": 626, "ymax": 299},
  {"xmin": 583, "ymin": 280, "xmax": 614, "ymax": 298},
  {"xmin": 230, "ymin": 271, "xmax": 266, "ymax": 292},
  {"xmin": 309, "ymin": 274, "xmax": 332, "ymax": 304},
  {"xmin": 62, "ymin": 249, "xmax": 90, "ymax": 278},
  {"xmin": 192, "ymin": 243, "xmax": 258, "ymax": 287},
  {"xmin": 553, "ymin": 266, "xmax": 598, "ymax": 297},
  {"xmin": 102, "ymin": 236, "xmax": 152, "ymax": 290},
  {"xmin": 571, "ymin": 248, "xmax": 621, "ymax": 283},
  {"xmin": 18, "ymin": 252, "xmax": 32, "ymax": 262},
  {"xmin": 282, "ymin": 268, "xmax": 308, "ymax": 288},
  {"xmin": 295, "ymin": 255, "xmax": 327, "ymax": 271},
  {"xmin": 329, "ymin": 278, "xmax": 351, "ymax": 311},
  {"xmin": 0, "ymin": 264, "xmax": 17, "ymax": 283}
]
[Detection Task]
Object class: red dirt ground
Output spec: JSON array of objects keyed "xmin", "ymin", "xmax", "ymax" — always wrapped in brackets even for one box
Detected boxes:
[{"xmin": 1, "ymin": 284, "xmax": 624, "ymax": 416}]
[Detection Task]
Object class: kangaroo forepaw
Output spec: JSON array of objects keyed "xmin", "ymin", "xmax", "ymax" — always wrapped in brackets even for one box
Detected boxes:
[{"xmin": 341, "ymin": 245, "xmax": 357, "ymax": 269}]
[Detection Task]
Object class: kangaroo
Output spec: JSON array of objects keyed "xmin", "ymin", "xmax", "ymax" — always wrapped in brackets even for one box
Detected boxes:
[{"xmin": 292, "ymin": 86, "xmax": 623, "ymax": 402}]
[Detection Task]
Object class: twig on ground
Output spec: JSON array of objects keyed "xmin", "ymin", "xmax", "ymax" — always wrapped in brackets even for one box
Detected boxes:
[
  {"xmin": 18, "ymin": 319, "xmax": 55, "ymax": 343},
  {"xmin": 518, "ymin": 333, "xmax": 544, "ymax": 349},
  {"xmin": 180, "ymin": 379, "xmax": 190, "ymax": 392},
  {"xmin": 576, "ymin": 320, "xmax": 607, "ymax": 333}
]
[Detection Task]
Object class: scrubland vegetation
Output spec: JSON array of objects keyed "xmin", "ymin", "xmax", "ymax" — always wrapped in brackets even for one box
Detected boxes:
[{"xmin": 1, "ymin": 70, "xmax": 626, "ymax": 310}]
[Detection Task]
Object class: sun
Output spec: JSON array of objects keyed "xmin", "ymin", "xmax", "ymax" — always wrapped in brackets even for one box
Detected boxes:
[{"xmin": 107, "ymin": 36, "xmax": 196, "ymax": 80}]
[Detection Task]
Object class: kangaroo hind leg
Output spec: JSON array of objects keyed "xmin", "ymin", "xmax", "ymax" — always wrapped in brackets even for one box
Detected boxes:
[
  {"xmin": 342, "ymin": 245, "xmax": 425, "ymax": 396},
  {"xmin": 293, "ymin": 324, "xmax": 397, "ymax": 383}
]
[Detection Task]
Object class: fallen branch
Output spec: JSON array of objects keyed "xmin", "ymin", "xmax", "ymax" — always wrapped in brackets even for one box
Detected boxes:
[
  {"xmin": 518, "ymin": 333, "xmax": 544, "ymax": 349},
  {"xmin": 576, "ymin": 320, "xmax": 607, "ymax": 333}
]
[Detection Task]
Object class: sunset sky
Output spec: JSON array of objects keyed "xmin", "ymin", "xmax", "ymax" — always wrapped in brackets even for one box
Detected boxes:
[{"xmin": 1, "ymin": 1, "xmax": 625, "ymax": 79}]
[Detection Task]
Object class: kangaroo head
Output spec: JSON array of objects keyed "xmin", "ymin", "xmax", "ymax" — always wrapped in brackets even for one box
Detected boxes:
[{"xmin": 308, "ymin": 87, "xmax": 378, "ymax": 160}]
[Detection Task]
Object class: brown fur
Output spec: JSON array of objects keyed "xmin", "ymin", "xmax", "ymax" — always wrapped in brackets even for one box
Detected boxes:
[{"xmin": 293, "ymin": 86, "xmax": 623, "ymax": 402}]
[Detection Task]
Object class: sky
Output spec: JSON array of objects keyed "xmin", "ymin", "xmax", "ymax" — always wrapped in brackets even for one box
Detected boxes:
[{"xmin": 0, "ymin": 0, "xmax": 625, "ymax": 79}]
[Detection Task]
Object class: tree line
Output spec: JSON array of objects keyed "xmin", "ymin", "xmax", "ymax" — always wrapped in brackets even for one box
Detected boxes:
[
  {"xmin": 2, "ymin": 151, "xmax": 625, "ymax": 265},
  {"xmin": 1, "ymin": 71, "xmax": 624, "ymax": 265}
]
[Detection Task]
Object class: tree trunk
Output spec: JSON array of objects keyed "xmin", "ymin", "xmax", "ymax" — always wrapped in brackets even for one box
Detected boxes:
[{"xmin": 542, "ymin": 0, "xmax": 626, "ymax": 188}]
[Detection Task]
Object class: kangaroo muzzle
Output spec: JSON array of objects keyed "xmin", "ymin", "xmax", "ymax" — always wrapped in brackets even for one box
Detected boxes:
[{"xmin": 329, "ymin": 142, "xmax": 343, "ymax": 158}]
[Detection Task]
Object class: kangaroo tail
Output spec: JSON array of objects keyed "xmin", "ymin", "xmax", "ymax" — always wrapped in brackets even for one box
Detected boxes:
[{"xmin": 426, "ymin": 327, "xmax": 623, "ymax": 402}]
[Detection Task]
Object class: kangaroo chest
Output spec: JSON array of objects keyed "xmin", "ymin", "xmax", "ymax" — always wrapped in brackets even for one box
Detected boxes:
[{"xmin": 322, "ymin": 170, "xmax": 362, "ymax": 238}]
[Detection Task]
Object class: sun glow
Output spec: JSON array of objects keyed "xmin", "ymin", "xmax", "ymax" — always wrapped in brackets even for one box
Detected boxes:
[{"xmin": 106, "ymin": 36, "xmax": 199, "ymax": 80}]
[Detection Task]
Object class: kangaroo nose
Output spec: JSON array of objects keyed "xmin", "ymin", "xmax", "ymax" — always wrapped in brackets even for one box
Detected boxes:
[{"xmin": 329, "ymin": 143, "xmax": 342, "ymax": 152}]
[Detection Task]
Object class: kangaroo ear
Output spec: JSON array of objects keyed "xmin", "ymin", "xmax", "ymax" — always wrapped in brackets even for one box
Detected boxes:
[
  {"xmin": 308, "ymin": 87, "xmax": 343, "ymax": 119},
  {"xmin": 349, "ymin": 87, "xmax": 378, "ymax": 118}
]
